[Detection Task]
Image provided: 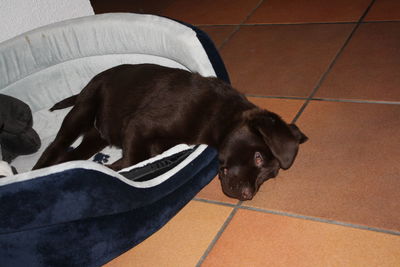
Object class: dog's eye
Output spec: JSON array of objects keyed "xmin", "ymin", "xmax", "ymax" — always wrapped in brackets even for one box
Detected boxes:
[{"xmin": 254, "ymin": 152, "xmax": 263, "ymax": 167}]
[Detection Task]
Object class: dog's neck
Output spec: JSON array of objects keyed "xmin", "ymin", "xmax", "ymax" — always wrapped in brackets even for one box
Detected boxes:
[
  {"xmin": 199, "ymin": 106, "xmax": 256, "ymax": 150},
  {"xmin": 187, "ymin": 83, "xmax": 257, "ymax": 149}
]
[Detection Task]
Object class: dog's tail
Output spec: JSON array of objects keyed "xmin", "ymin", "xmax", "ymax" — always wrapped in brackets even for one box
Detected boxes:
[
  {"xmin": 49, "ymin": 95, "xmax": 78, "ymax": 111},
  {"xmin": 49, "ymin": 73, "xmax": 104, "ymax": 112}
]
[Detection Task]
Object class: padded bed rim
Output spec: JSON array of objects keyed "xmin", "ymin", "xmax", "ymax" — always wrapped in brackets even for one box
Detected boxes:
[
  {"xmin": 0, "ymin": 145, "xmax": 209, "ymax": 189},
  {"xmin": 0, "ymin": 146, "xmax": 218, "ymax": 233},
  {"xmin": 0, "ymin": 13, "xmax": 230, "ymax": 266},
  {"xmin": 0, "ymin": 12, "xmax": 229, "ymax": 178},
  {"xmin": 0, "ymin": 13, "xmax": 217, "ymax": 90}
]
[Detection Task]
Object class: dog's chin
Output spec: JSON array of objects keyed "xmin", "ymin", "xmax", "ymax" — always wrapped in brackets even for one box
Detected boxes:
[{"xmin": 222, "ymin": 187, "xmax": 255, "ymax": 201}]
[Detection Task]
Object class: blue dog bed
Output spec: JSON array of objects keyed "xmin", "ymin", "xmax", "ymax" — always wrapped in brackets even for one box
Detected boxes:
[{"xmin": 0, "ymin": 13, "xmax": 229, "ymax": 266}]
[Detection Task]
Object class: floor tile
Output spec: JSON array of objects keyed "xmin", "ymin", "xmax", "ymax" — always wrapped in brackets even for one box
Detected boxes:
[
  {"xmin": 365, "ymin": 0, "xmax": 400, "ymax": 21},
  {"xmin": 247, "ymin": 0, "xmax": 371, "ymax": 24},
  {"xmin": 202, "ymin": 209, "xmax": 400, "ymax": 267},
  {"xmin": 90, "ymin": 0, "xmax": 174, "ymax": 15},
  {"xmin": 105, "ymin": 201, "xmax": 232, "ymax": 267},
  {"xmin": 157, "ymin": 0, "xmax": 261, "ymax": 25},
  {"xmin": 92, "ymin": 0, "xmax": 260, "ymax": 25},
  {"xmin": 247, "ymin": 97, "xmax": 305, "ymax": 122},
  {"xmin": 317, "ymin": 22, "xmax": 400, "ymax": 102},
  {"xmin": 196, "ymin": 98, "xmax": 305, "ymax": 203},
  {"xmin": 221, "ymin": 24, "xmax": 354, "ymax": 97},
  {"xmin": 198, "ymin": 26, "xmax": 237, "ymax": 48},
  {"xmin": 244, "ymin": 101, "xmax": 400, "ymax": 231}
]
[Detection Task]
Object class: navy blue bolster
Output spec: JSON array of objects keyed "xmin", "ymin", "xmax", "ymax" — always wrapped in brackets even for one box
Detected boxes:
[{"xmin": 0, "ymin": 147, "xmax": 218, "ymax": 234}]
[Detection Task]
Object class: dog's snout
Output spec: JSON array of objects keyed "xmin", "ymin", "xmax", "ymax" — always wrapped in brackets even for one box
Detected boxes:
[
  {"xmin": 241, "ymin": 187, "xmax": 253, "ymax": 200},
  {"xmin": 219, "ymin": 175, "xmax": 255, "ymax": 200}
]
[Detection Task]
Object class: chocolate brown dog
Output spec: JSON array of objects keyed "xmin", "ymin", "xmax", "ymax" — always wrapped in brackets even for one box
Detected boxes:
[{"xmin": 33, "ymin": 64, "xmax": 307, "ymax": 200}]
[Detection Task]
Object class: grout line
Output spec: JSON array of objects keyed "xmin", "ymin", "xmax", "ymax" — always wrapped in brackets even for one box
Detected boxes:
[
  {"xmin": 239, "ymin": 206, "xmax": 400, "ymax": 236},
  {"xmin": 361, "ymin": 20, "xmax": 400, "ymax": 24},
  {"xmin": 237, "ymin": 91, "xmax": 400, "ymax": 123},
  {"xmin": 245, "ymin": 95, "xmax": 400, "ymax": 105},
  {"xmin": 218, "ymin": 0, "xmax": 266, "ymax": 50},
  {"xmin": 311, "ymin": 97, "xmax": 400, "ymax": 105},
  {"xmin": 291, "ymin": 0, "xmax": 378, "ymax": 124},
  {"xmin": 196, "ymin": 19, "xmax": 400, "ymax": 28},
  {"xmin": 292, "ymin": 98, "xmax": 400, "ymax": 122},
  {"xmin": 196, "ymin": 205, "xmax": 241, "ymax": 267},
  {"xmin": 291, "ymin": 99, "xmax": 310, "ymax": 124},
  {"xmin": 305, "ymin": 23, "xmax": 359, "ymax": 99},
  {"xmin": 243, "ymin": 95, "xmax": 400, "ymax": 124},
  {"xmin": 194, "ymin": 198, "xmax": 400, "ymax": 237},
  {"xmin": 241, "ymin": 21, "xmax": 358, "ymax": 26},
  {"xmin": 196, "ymin": 24, "xmax": 243, "ymax": 27},
  {"xmin": 245, "ymin": 94, "xmax": 308, "ymax": 100},
  {"xmin": 193, "ymin": 197, "xmax": 239, "ymax": 208},
  {"xmin": 218, "ymin": 27, "xmax": 240, "ymax": 50},
  {"xmin": 360, "ymin": 0, "xmax": 379, "ymax": 23},
  {"xmin": 241, "ymin": 0, "xmax": 268, "ymax": 25}
]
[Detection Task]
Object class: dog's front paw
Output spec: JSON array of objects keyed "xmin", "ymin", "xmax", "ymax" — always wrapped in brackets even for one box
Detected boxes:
[{"xmin": 105, "ymin": 159, "xmax": 123, "ymax": 171}]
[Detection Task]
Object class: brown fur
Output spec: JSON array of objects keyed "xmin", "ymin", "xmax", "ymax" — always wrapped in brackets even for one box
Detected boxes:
[{"xmin": 33, "ymin": 64, "xmax": 307, "ymax": 200}]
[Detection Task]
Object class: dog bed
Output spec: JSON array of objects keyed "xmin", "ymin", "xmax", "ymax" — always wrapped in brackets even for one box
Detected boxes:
[{"xmin": 0, "ymin": 13, "xmax": 229, "ymax": 266}]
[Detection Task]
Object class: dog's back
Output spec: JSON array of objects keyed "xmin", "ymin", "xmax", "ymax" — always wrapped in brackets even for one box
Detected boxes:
[{"xmin": 80, "ymin": 64, "xmax": 255, "ymax": 147}]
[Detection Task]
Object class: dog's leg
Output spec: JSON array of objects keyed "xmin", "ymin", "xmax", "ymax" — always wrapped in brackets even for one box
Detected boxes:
[
  {"xmin": 51, "ymin": 127, "xmax": 108, "ymax": 165},
  {"xmin": 106, "ymin": 122, "xmax": 152, "ymax": 170},
  {"xmin": 106, "ymin": 141, "xmax": 174, "ymax": 171},
  {"xmin": 149, "ymin": 140, "xmax": 179, "ymax": 157},
  {"xmin": 107, "ymin": 141, "xmax": 151, "ymax": 171},
  {"xmin": 32, "ymin": 104, "xmax": 96, "ymax": 170},
  {"xmin": 106, "ymin": 158, "xmax": 123, "ymax": 171}
]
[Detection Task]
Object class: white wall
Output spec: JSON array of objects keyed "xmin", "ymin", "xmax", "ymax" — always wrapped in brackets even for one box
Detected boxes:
[{"xmin": 0, "ymin": 0, "xmax": 94, "ymax": 43}]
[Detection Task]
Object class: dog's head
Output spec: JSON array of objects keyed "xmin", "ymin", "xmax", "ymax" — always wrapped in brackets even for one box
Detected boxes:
[{"xmin": 218, "ymin": 109, "xmax": 307, "ymax": 200}]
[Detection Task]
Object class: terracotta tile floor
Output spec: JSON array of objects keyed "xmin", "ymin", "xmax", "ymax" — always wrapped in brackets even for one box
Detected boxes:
[{"xmin": 90, "ymin": 0, "xmax": 400, "ymax": 266}]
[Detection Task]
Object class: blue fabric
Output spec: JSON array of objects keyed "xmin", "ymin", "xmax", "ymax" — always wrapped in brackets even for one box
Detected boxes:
[{"xmin": 0, "ymin": 148, "xmax": 218, "ymax": 266}]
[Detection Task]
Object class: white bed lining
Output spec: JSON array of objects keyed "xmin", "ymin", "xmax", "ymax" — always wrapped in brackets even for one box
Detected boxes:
[{"xmin": 0, "ymin": 145, "xmax": 208, "ymax": 188}]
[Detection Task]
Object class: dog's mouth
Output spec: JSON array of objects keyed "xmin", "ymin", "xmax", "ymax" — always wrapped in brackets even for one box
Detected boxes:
[
  {"xmin": 218, "ymin": 172, "xmax": 257, "ymax": 201},
  {"xmin": 218, "ymin": 167, "xmax": 278, "ymax": 201}
]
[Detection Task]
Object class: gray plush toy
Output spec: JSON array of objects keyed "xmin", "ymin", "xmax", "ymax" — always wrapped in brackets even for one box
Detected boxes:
[{"xmin": 0, "ymin": 94, "xmax": 41, "ymax": 163}]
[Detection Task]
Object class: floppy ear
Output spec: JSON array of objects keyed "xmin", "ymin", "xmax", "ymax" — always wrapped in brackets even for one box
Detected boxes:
[
  {"xmin": 288, "ymin": 124, "xmax": 308, "ymax": 144},
  {"xmin": 246, "ymin": 110, "xmax": 305, "ymax": 170}
]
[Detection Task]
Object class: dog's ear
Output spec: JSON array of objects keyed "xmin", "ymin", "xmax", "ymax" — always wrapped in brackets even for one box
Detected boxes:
[
  {"xmin": 246, "ymin": 109, "xmax": 305, "ymax": 170},
  {"xmin": 288, "ymin": 124, "xmax": 308, "ymax": 144}
]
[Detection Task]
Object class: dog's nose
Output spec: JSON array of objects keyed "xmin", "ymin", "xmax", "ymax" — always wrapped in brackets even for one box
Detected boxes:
[{"xmin": 241, "ymin": 187, "xmax": 253, "ymax": 200}]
